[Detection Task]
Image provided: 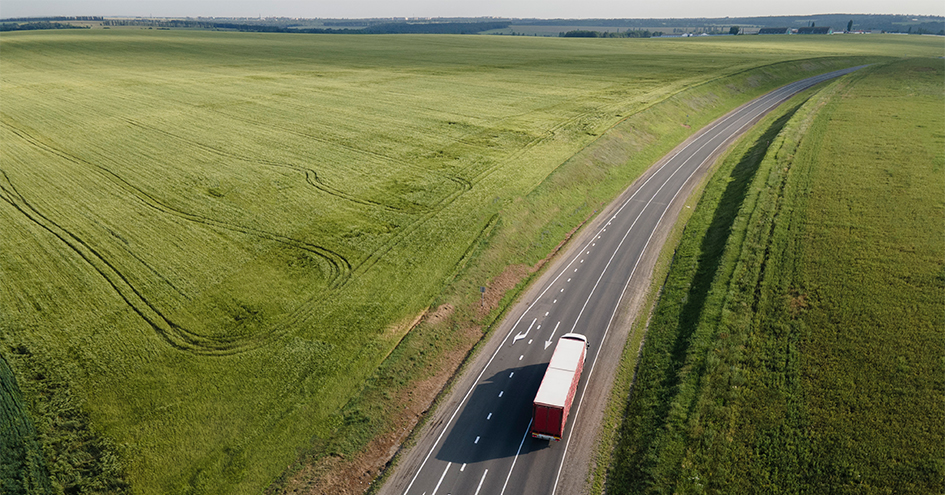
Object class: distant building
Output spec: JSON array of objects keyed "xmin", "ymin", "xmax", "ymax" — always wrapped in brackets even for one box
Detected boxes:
[
  {"xmin": 796, "ymin": 26, "xmax": 832, "ymax": 34},
  {"xmin": 758, "ymin": 27, "xmax": 790, "ymax": 34}
]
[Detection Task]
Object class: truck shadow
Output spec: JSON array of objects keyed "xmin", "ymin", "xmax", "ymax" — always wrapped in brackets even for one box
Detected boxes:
[{"xmin": 435, "ymin": 363, "xmax": 555, "ymax": 464}]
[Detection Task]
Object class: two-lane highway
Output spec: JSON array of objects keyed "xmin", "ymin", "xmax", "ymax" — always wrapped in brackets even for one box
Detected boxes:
[{"xmin": 381, "ymin": 66, "xmax": 866, "ymax": 495}]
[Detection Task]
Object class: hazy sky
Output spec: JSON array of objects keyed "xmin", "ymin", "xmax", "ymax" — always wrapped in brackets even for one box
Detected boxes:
[{"xmin": 2, "ymin": 0, "xmax": 942, "ymax": 19}]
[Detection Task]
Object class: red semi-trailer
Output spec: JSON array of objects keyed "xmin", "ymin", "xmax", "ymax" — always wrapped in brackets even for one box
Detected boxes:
[{"xmin": 531, "ymin": 333, "xmax": 587, "ymax": 441}]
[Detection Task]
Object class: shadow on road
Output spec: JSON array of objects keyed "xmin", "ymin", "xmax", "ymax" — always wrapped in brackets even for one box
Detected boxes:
[{"xmin": 435, "ymin": 362, "xmax": 556, "ymax": 463}]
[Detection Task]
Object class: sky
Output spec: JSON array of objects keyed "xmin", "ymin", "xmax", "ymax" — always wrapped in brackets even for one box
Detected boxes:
[{"xmin": 1, "ymin": 0, "xmax": 942, "ymax": 20}]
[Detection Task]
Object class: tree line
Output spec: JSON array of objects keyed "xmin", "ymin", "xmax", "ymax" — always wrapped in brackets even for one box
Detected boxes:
[
  {"xmin": 0, "ymin": 21, "xmax": 90, "ymax": 31},
  {"xmin": 100, "ymin": 19, "xmax": 510, "ymax": 34}
]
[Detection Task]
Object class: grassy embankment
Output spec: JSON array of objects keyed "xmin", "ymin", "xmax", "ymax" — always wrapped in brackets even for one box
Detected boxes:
[
  {"xmin": 1, "ymin": 30, "xmax": 937, "ymax": 494},
  {"xmin": 604, "ymin": 57, "xmax": 944, "ymax": 493}
]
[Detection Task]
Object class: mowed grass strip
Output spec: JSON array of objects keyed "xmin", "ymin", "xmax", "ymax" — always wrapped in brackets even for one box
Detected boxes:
[
  {"xmin": 1, "ymin": 30, "xmax": 939, "ymax": 493},
  {"xmin": 606, "ymin": 57, "xmax": 944, "ymax": 494}
]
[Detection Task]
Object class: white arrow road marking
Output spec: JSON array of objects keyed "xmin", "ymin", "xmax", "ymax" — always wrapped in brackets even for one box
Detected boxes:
[
  {"xmin": 544, "ymin": 321, "xmax": 561, "ymax": 349},
  {"xmin": 512, "ymin": 318, "xmax": 537, "ymax": 345}
]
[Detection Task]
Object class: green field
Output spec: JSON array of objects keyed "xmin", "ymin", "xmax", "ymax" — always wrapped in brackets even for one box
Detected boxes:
[
  {"xmin": 605, "ymin": 56, "xmax": 944, "ymax": 493},
  {"xmin": 1, "ymin": 30, "xmax": 941, "ymax": 493}
]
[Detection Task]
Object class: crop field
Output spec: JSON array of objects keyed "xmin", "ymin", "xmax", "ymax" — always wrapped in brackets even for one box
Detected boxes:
[
  {"xmin": 1, "ymin": 30, "xmax": 940, "ymax": 493},
  {"xmin": 606, "ymin": 56, "xmax": 943, "ymax": 494}
]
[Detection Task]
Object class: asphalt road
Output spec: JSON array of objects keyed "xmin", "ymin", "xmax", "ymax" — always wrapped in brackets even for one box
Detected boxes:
[{"xmin": 380, "ymin": 66, "xmax": 866, "ymax": 495}]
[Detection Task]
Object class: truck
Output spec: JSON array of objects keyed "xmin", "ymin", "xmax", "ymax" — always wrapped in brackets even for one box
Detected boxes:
[{"xmin": 531, "ymin": 333, "xmax": 588, "ymax": 441}]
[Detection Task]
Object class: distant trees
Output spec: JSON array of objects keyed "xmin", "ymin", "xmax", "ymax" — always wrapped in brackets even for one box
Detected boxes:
[
  {"xmin": 0, "ymin": 21, "xmax": 89, "ymax": 31},
  {"xmin": 847, "ymin": 20, "xmax": 854, "ymax": 31},
  {"xmin": 561, "ymin": 30, "xmax": 599, "ymax": 37},
  {"xmin": 730, "ymin": 26, "xmax": 740, "ymax": 35},
  {"xmin": 99, "ymin": 18, "xmax": 509, "ymax": 35}
]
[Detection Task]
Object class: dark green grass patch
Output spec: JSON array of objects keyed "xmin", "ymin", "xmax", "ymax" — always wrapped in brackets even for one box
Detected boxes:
[{"xmin": 1, "ymin": 355, "xmax": 53, "ymax": 495}]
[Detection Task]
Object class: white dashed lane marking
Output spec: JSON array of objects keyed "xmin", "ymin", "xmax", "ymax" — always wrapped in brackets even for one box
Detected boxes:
[{"xmin": 474, "ymin": 470, "xmax": 489, "ymax": 495}]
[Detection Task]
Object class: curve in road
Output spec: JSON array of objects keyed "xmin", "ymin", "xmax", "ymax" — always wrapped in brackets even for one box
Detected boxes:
[{"xmin": 381, "ymin": 65, "xmax": 867, "ymax": 495}]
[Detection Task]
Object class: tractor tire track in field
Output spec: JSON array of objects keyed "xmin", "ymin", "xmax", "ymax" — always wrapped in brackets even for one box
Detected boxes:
[
  {"xmin": 169, "ymin": 94, "xmax": 604, "ymax": 292},
  {"xmin": 2, "ymin": 113, "xmax": 480, "ymax": 356},
  {"xmin": 3, "ymin": 94, "xmax": 617, "ymax": 355},
  {"xmin": 72, "ymin": 84, "xmax": 421, "ymax": 213},
  {"xmin": 2, "ymin": 120, "xmax": 351, "ymax": 285},
  {"xmin": 0, "ymin": 170, "xmax": 239, "ymax": 355},
  {"xmin": 120, "ymin": 115, "xmax": 484, "ymax": 305},
  {"xmin": 199, "ymin": 106, "xmax": 417, "ymax": 174},
  {"xmin": 122, "ymin": 112, "xmax": 463, "ymax": 318},
  {"xmin": 120, "ymin": 118, "xmax": 411, "ymax": 213},
  {"xmin": 169, "ymin": 107, "xmax": 484, "ymax": 276},
  {"xmin": 1, "ymin": 122, "xmax": 353, "ymax": 355},
  {"xmin": 117, "ymin": 117, "xmax": 478, "ymax": 284},
  {"xmin": 182, "ymin": 105, "xmax": 469, "ymax": 215},
  {"xmin": 268, "ymin": 101, "xmax": 611, "ymax": 303}
]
